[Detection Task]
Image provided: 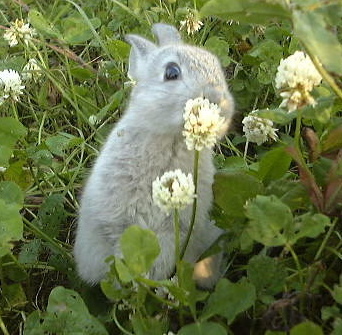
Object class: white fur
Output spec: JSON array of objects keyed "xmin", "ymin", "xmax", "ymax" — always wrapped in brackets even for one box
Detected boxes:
[{"xmin": 74, "ymin": 23, "xmax": 234, "ymax": 286}]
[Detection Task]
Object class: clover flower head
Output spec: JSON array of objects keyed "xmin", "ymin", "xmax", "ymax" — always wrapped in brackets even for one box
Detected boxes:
[
  {"xmin": 275, "ymin": 51, "xmax": 322, "ymax": 112},
  {"xmin": 22, "ymin": 58, "xmax": 42, "ymax": 81},
  {"xmin": 0, "ymin": 69, "xmax": 25, "ymax": 105},
  {"xmin": 152, "ymin": 169, "xmax": 195, "ymax": 213},
  {"xmin": 3, "ymin": 19, "xmax": 36, "ymax": 47},
  {"xmin": 183, "ymin": 97, "xmax": 227, "ymax": 151},
  {"xmin": 242, "ymin": 112, "xmax": 278, "ymax": 145},
  {"xmin": 180, "ymin": 9, "xmax": 203, "ymax": 35}
]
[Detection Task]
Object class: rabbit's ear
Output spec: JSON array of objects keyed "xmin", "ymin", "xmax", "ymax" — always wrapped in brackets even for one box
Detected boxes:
[
  {"xmin": 125, "ymin": 34, "xmax": 157, "ymax": 80},
  {"xmin": 152, "ymin": 23, "xmax": 182, "ymax": 46}
]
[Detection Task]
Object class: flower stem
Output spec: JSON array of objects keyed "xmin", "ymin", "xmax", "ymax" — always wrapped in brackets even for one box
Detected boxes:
[
  {"xmin": 314, "ymin": 217, "xmax": 337, "ymax": 261},
  {"xmin": 174, "ymin": 208, "xmax": 181, "ymax": 272},
  {"xmin": 286, "ymin": 243, "xmax": 303, "ymax": 286},
  {"xmin": 294, "ymin": 109, "xmax": 303, "ymax": 151},
  {"xmin": 180, "ymin": 150, "xmax": 199, "ymax": 259},
  {"xmin": 243, "ymin": 140, "xmax": 249, "ymax": 163},
  {"xmin": 0, "ymin": 315, "xmax": 9, "ymax": 335},
  {"xmin": 11, "ymin": 101, "xmax": 18, "ymax": 120}
]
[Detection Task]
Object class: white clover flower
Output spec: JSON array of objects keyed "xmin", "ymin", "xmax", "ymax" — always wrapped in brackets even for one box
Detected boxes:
[
  {"xmin": 22, "ymin": 58, "xmax": 42, "ymax": 81},
  {"xmin": 152, "ymin": 169, "xmax": 195, "ymax": 213},
  {"xmin": 3, "ymin": 19, "xmax": 36, "ymax": 47},
  {"xmin": 275, "ymin": 51, "xmax": 322, "ymax": 112},
  {"xmin": 88, "ymin": 115, "xmax": 99, "ymax": 126},
  {"xmin": 242, "ymin": 112, "xmax": 278, "ymax": 145},
  {"xmin": 0, "ymin": 69, "xmax": 25, "ymax": 105},
  {"xmin": 180, "ymin": 9, "xmax": 203, "ymax": 35},
  {"xmin": 183, "ymin": 97, "xmax": 227, "ymax": 151}
]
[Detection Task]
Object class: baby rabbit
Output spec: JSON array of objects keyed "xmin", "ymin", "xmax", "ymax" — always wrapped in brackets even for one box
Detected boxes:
[{"xmin": 74, "ymin": 23, "xmax": 234, "ymax": 288}]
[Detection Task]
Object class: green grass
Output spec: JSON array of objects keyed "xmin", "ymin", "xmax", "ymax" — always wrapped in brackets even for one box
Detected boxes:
[{"xmin": 0, "ymin": 0, "xmax": 341, "ymax": 334}]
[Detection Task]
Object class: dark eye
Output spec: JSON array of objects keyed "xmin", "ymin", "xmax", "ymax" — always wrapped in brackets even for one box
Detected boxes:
[{"xmin": 164, "ymin": 62, "xmax": 181, "ymax": 81}]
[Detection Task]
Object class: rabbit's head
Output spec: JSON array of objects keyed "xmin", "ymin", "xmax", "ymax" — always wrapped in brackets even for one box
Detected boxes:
[{"xmin": 125, "ymin": 23, "xmax": 234, "ymax": 135}]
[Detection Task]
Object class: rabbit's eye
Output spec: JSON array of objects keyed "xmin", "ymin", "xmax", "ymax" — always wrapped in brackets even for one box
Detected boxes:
[{"xmin": 164, "ymin": 62, "xmax": 181, "ymax": 81}]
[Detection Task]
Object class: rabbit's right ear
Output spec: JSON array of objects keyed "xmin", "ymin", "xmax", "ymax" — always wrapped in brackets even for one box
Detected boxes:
[
  {"xmin": 152, "ymin": 23, "xmax": 182, "ymax": 46},
  {"xmin": 125, "ymin": 34, "xmax": 157, "ymax": 81}
]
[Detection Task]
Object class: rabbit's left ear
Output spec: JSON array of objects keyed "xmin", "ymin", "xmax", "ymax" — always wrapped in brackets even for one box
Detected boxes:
[
  {"xmin": 125, "ymin": 34, "xmax": 156, "ymax": 80},
  {"xmin": 152, "ymin": 23, "xmax": 182, "ymax": 46}
]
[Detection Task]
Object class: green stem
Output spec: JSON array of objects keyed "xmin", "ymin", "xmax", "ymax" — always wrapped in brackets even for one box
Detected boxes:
[
  {"xmin": 180, "ymin": 150, "xmax": 199, "ymax": 259},
  {"xmin": 286, "ymin": 243, "xmax": 303, "ymax": 286},
  {"xmin": 310, "ymin": 55, "xmax": 342, "ymax": 101},
  {"xmin": 294, "ymin": 109, "xmax": 303, "ymax": 151},
  {"xmin": 174, "ymin": 209, "xmax": 181, "ymax": 273},
  {"xmin": 11, "ymin": 101, "xmax": 18, "ymax": 120},
  {"xmin": 0, "ymin": 315, "xmax": 10, "ymax": 335},
  {"xmin": 243, "ymin": 140, "xmax": 249, "ymax": 163},
  {"xmin": 314, "ymin": 218, "xmax": 338, "ymax": 261},
  {"xmin": 112, "ymin": 304, "xmax": 134, "ymax": 335}
]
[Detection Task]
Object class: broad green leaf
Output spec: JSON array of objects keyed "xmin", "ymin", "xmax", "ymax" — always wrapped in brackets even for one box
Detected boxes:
[
  {"xmin": 18, "ymin": 239, "xmax": 42, "ymax": 264},
  {"xmin": 45, "ymin": 133, "xmax": 83, "ymax": 156},
  {"xmin": 0, "ymin": 181, "xmax": 24, "ymax": 206},
  {"xmin": 245, "ymin": 195, "xmax": 293, "ymax": 246},
  {"xmin": 34, "ymin": 194, "xmax": 66, "ymax": 239},
  {"xmin": 290, "ymin": 321, "xmax": 323, "ymax": 335},
  {"xmin": 0, "ymin": 199, "xmax": 23, "ymax": 258},
  {"xmin": 218, "ymin": 156, "xmax": 247, "ymax": 172},
  {"xmin": 293, "ymin": 10, "xmax": 342, "ymax": 76},
  {"xmin": 258, "ymin": 147, "xmax": 292, "ymax": 184},
  {"xmin": 204, "ymin": 36, "xmax": 231, "ymax": 67},
  {"xmin": 3, "ymin": 160, "xmax": 33, "ymax": 189},
  {"xmin": 213, "ymin": 171, "xmax": 264, "ymax": 219},
  {"xmin": 28, "ymin": 148, "xmax": 53, "ymax": 167},
  {"xmin": 23, "ymin": 311, "xmax": 45, "ymax": 335},
  {"xmin": 115, "ymin": 257, "xmax": 134, "ymax": 283},
  {"xmin": 0, "ymin": 117, "xmax": 27, "ymax": 147},
  {"xmin": 178, "ymin": 321, "xmax": 227, "ymax": 335},
  {"xmin": 256, "ymin": 108, "xmax": 296, "ymax": 126},
  {"xmin": 200, "ymin": 0, "xmax": 290, "ymax": 24},
  {"xmin": 70, "ymin": 67, "xmax": 96, "ymax": 81},
  {"xmin": 321, "ymin": 305, "xmax": 340, "ymax": 321},
  {"xmin": 332, "ymin": 318, "xmax": 342, "ymax": 335},
  {"xmin": 291, "ymin": 213, "xmax": 329, "ymax": 244},
  {"xmin": 202, "ymin": 278, "xmax": 256, "ymax": 323},
  {"xmin": 63, "ymin": 16, "xmax": 101, "ymax": 44},
  {"xmin": 107, "ymin": 39, "xmax": 130, "ymax": 61},
  {"xmin": 120, "ymin": 225, "xmax": 160, "ymax": 276},
  {"xmin": 332, "ymin": 279, "xmax": 342, "ymax": 305},
  {"xmin": 1, "ymin": 283, "xmax": 27, "ymax": 309},
  {"xmin": 0, "ymin": 145, "xmax": 12, "ymax": 167},
  {"xmin": 28, "ymin": 10, "xmax": 62, "ymax": 39},
  {"xmin": 131, "ymin": 313, "xmax": 167, "ymax": 335},
  {"xmin": 24, "ymin": 286, "xmax": 108, "ymax": 335},
  {"xmin": 247, "ymin": 254, "xmax": 287, "ymax": 298},
  {"xmin": 266, "ymin": 178, "xmax": 309, "ymax": 211}
]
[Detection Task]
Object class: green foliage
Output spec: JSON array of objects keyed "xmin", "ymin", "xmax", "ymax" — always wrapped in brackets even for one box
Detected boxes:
[
  {"xmin": 24, "ymin": 286, "xmax": 109, "ymax": 335},
  {"xmin": 0, "ymin": 181, "xmax": 24, "ymax": 257},
  {"xmin": 0, "ymin": 0, "xmax": 341, "ymax": 333},
  {"xmin": 202, "ymin": 278, "xmax": 256, "ymax": 324},
  {"xmin": 120, "ymin": 225, "xmax": 161, "ymax": 277},
  {"xmin": 178, "ymin": 321, "xmax": 227, "ymax": 335}
]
